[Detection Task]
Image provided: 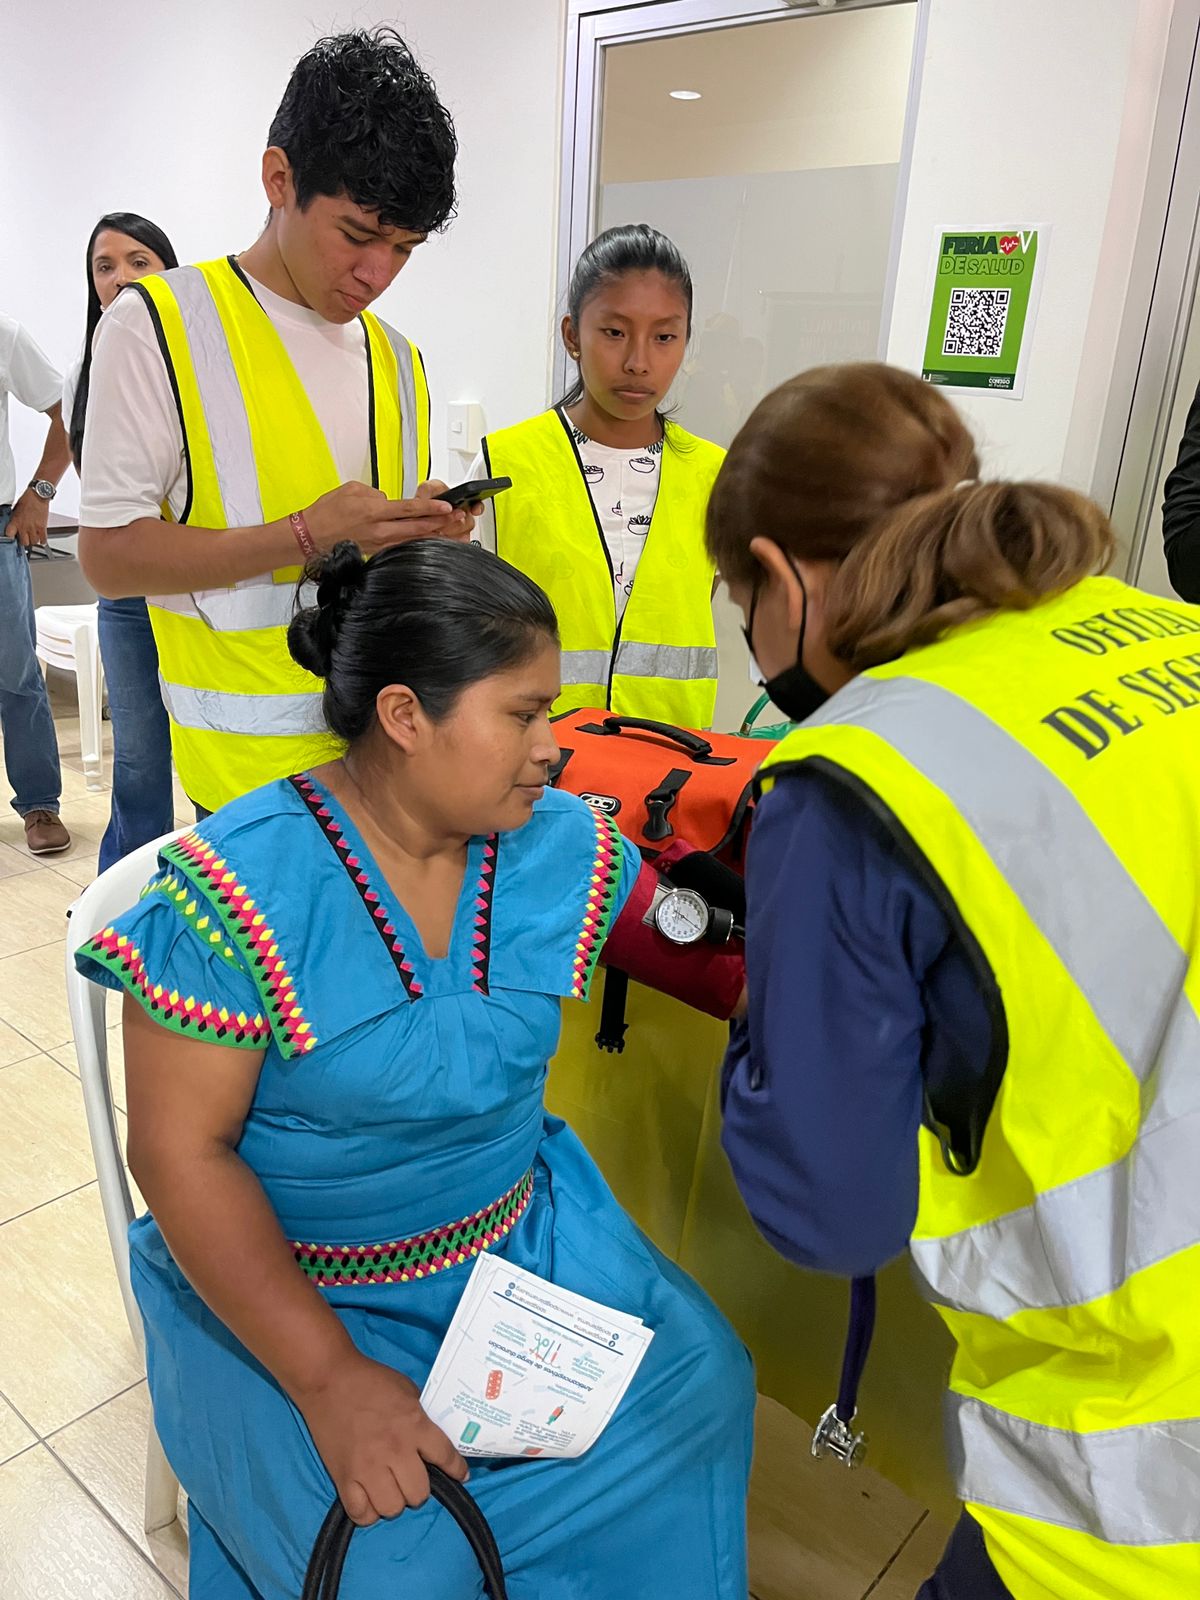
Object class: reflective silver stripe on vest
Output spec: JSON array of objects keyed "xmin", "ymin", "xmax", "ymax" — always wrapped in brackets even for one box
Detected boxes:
[
  {"xmin": 560, "ymin": 649, "xmax": 612, "ymax": 687},
  {"xmin": 168, "ymin": 267, "xmax": 286, "ymax": 634},
  {"xmin": 170, "ymin": 267, "xmax": 263, "ymax": 528},
  {"xmin": 948, "ymin": 1394, "xmax": 1200, "ymax": 1546},
  {"xmin": 151, "ymin": 579, "xmax": 315, "ymax": 634},
  {"xmin": 159, "ymin": 677, "xmax": 325, "ymax": 738},
  {"xmin": 805, "ymin": 674, "xmax": 1200, "ymax": 1318},
  {"xmin": 613, "ymin": 642, "xmax": 718, "ymax": 682},
  {"xmin": 376, "ymin": 323, "xmax": 419, "ymax": 494}
]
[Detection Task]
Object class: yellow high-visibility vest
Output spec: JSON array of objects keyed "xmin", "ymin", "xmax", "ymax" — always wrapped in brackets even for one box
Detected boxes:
[
  {"xmin": 758, "ymin": 575, "xmax": 1200, "ymax": 1600},
  {"xmin": 483, "ymin": 409, "xmax": 722, "ymax": 726},
  {"xmin": 135, "ymin": 257, "xmax": 430, "ymax": 811}
]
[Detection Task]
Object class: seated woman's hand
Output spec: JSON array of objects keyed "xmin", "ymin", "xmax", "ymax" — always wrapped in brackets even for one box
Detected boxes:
[{"xmin": 296, "ymin": 1350, "xmax": 469, "ymax": 1525}]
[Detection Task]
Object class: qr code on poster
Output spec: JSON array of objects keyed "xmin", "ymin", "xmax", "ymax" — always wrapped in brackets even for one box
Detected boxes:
[{"xmin": 942, "ymin": 288, "xmax": 1011, "ymax": 359}]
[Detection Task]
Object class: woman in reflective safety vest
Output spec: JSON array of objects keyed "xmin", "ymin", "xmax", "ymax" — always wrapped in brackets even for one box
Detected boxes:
[
  {"xmin": 474, "ymin": 225, "xmax": 724, "ymax": 727},
  {"xmin": 707, "ymin": 362, "xmax": 1200, "ymax": 1600}
]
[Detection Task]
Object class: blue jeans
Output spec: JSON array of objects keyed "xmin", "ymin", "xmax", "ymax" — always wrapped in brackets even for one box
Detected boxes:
[
  {"xmin": 0, "ymin": 511, "xmax": 62, "ymax": 817},
  {"xmin": 97, "ymin": 596, "xmax": 175, "ymax": 871}
]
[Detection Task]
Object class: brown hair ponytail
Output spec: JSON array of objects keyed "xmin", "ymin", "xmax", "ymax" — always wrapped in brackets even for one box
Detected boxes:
[
  {"xmin": 828, "ymin": 479, "xmax": 1115, "ymax": 668},
  {"xmin": 706, "ymin": 363, "xmax": 1115, "ymax": 670}
]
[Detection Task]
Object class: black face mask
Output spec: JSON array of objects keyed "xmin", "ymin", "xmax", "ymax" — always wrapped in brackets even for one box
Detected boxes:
[{"xmin": 743, "ymin": 563, "xmax": 831, "ymax": 724}]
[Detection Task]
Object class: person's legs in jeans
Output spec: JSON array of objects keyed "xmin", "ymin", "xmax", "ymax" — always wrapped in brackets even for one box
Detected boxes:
[
  {"xmin": 0, "ymin": 513, "xmax": 63, "ymax": 818},
  {"xmin": 97, "ymin": 596, "xmax": 175, "ymax": 870}
]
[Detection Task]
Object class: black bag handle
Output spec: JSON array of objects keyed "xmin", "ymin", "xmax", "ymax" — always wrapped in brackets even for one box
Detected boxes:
[
  {"xmin": 578, "ymin": 717, "xmax": 734, "ymax": 766},
  {"xmin": 301, "ymin": 1464, "xmax": 509, "ymax": 1599}
]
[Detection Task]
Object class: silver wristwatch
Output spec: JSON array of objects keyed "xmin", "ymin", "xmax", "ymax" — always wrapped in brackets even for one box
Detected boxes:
[{"xmin": 29, "ymin": 479, "xmax": 56, "ymax": 502}]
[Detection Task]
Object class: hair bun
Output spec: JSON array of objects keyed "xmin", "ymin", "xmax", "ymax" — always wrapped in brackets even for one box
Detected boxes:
[
  {"xmin": 314, "ymin": 540, "xmax": 368, "ymax": 610},
  {"xmin": 287, "ymin": 541, "xmax": 367, "ymax": 679}
]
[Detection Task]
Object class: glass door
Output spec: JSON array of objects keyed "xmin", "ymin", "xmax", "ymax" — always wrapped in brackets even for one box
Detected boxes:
[
  {"xmin": 561, "ymin": 0, "xmax": 922, "ymax": 730},
  {"xmin": 1096, "ymin": 5, "xmax": 1200, "ymax": 593},
  {"xmin": 1131, "ymin": 286, "xmax": 1200, "ymax": 600}
]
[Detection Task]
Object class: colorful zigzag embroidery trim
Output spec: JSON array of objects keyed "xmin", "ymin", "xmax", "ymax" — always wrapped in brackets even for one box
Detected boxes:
[
  {"xmin": 469, "ymin": 836, "xmax": 499, "ymax": 994},
  {"xmin": 570, "ymin": 808, "xmax": 621, "ymax": 1000},
  {"xmin": 292, "ymin": 1168, "xmax": 534, "ymax": 1287},
  {"xmin": 288, "ymin": 774, "xmax": 424, "ymax": 1001},
  {"xmin": 141, "ymin": 870, "xmax": 242, "ymax": 971},
  {"xmin": 81, "ymin": 924, "xmax": 270, "ymax": 1048},
  {"xmin": 162, "ymin": 832, "xmax": 317, "ymax": 1057}
]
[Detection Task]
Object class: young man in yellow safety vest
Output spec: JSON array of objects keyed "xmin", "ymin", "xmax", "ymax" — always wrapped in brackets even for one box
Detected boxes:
[{"xmin": 78, "ymin": 29, "xmax": 474, "ymax": 817}]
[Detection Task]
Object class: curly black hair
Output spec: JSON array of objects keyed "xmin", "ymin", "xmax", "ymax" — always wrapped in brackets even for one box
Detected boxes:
[{"xmin": 268, "ymin": 27, "xmax": 457, "ymax": 235}]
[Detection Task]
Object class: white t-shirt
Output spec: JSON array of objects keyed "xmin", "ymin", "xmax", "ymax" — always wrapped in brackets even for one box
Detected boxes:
[
  {"xmin": 62, "ymin": 351, "xmax": 83, "ymax": 437},
  {"xmin": 79, "ymin": 269, "xmax": 373, "ymax": 527},
  {"xmin": 0, "ymin": 314, "xmax": 63, "ymax": 506},
  {"xmin": 472, "ymin": 410, "xmax": 663, "ymax": 620}
]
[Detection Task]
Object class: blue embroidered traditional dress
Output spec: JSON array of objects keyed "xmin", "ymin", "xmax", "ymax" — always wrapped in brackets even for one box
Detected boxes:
[{"xmin": 77, "ymin": 775, "xmax": 753, "ymax": 1600}]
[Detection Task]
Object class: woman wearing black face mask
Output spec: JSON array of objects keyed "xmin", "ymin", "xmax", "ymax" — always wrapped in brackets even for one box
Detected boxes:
[
  {"xmin": 740, "ymin": 553, "xmax": 832, "ymax": 726},
  {"xmin": 706, "ymin": 363, "xmax": 1200, "ymax": 1600}
]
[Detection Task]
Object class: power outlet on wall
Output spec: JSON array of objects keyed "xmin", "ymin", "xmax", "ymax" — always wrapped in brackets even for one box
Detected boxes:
[{"xmin": 447, "ymin": 402, "xmax": 485, "ymax": 457}]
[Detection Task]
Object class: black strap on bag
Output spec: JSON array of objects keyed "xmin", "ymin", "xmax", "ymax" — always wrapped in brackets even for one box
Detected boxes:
[
  {"xmin": 547, "ymin": 747, "xmax": 574, "ymax": 785},
  {"xmin": 301, "ymin": 1464, "xmax": 509, "ymax": 1599},
  {"xmin": 643, "ymin": 768, "xmax": 691, "ymax": 843},
  {"xmin": 595, "ymin": 966, "xmax": 631, "ymax": 1053}
]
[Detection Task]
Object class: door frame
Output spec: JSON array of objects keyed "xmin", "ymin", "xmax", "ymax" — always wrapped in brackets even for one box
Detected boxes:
[
  {"xmin": 556, "ymin": 0, "xmax": 929, "ymax": 404},
  {"xmin": 1098, "ymin": 2, "xmax": 1200, "ymax": 580}
]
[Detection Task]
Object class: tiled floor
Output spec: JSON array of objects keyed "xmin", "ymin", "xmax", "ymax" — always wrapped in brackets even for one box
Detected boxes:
[{"xmin": 0, "ymin": 687, "xmax": 946, "ymax": 1598}]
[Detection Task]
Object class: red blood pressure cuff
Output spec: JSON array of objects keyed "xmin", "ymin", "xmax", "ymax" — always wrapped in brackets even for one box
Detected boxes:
[{"xmin": 601, "ymin": 858, "xmax": 745, "ymax": 1021}]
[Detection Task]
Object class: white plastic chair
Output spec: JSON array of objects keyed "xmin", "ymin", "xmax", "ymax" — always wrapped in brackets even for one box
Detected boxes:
[
  {"xmin": 65, "ymin": 828, "xmax": 187, "ymax": 1535},
  {"xmin": 35, "ymin": 603, "xmax": 105, "ymax": 791}
]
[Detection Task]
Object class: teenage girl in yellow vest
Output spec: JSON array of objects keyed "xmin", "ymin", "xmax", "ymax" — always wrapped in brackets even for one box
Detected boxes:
[
  {"xmin": 475, "ymin": 224, "xmax": 724, "ymax": 727},
  {"xmin": 707, "ymin": 363, "xmax": 1200, "ymax": 1600}
]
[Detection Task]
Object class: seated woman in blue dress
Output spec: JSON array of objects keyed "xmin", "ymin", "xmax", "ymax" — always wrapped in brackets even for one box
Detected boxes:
[{"xmin": 76, "ymin": 538, "xmax": 754, "ymax": 1600}]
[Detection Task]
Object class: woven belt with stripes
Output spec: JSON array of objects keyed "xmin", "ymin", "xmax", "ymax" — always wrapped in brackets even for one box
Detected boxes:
[{"xmin": 291, "ymin": 1168, "xmax": 535, "ymax": 1288}]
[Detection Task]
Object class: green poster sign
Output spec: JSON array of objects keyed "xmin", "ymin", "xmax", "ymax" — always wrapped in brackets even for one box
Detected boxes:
[{"xmin": 922, "ymin": 228, "xmax": 1044, "ymax": 396}]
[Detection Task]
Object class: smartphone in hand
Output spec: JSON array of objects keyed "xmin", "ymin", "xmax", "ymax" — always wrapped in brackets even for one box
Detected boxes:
[{"xmin": 441, "ymin": 476, "xmax": 512, "ymax": 509}]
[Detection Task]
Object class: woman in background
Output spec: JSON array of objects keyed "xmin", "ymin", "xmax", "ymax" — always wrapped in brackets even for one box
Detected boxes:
[
  {"xmin": 474, "ymin": 224, "xmax": 724, "ymax": 728},
  {"xmin": 66, "ymin": 212, "xmax": 177, "ymax": 869}
]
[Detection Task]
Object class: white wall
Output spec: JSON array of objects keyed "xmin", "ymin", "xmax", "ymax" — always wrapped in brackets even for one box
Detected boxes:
[
  {"xmin": 886, "ymin": 0, "xmax": 1155, "ymax": 487},
  {"xmin": 0, "ymin": 0, "xmax": 566, "ymax": 517},
  {"xmin": 0, "ymin": 0, "xmax": 1179, "ymax": 526}
]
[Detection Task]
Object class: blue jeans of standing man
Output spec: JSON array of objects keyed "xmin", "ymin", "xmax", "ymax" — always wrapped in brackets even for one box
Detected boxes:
[
  {"xmin": 0, "ymin": 509, "xmax": 63, "ymax": 818},
  {"xmin": 97, "ymin": 596, "xmax": 175, "ymax": 871}
]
